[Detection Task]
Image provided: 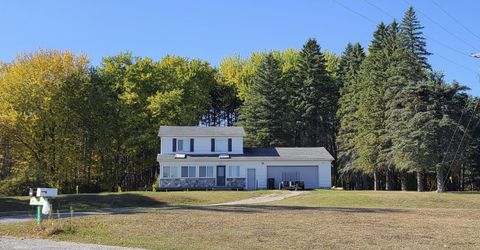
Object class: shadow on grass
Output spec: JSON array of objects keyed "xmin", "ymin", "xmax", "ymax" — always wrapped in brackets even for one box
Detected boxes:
[
  {"xmin": 0, "ymin": 193, "xmax": 167, "ymax": 216},
  {"xmin": 446, "ymin": 191, "xmax": 480, "ymax": 195},
  {"xmin": 53, "ymin": 193, "xmax": 167, "ymax": 211},
  {"xmin": 0, "ymin": 197, "xmax": 31, "ymax": 214},
  {"xmin": 169, "ymin": 204, "xmax": 407, "ymax": 214},
  {"xmin": 1, "ymin": 203, "xmax": 407, "ymax": 224}
]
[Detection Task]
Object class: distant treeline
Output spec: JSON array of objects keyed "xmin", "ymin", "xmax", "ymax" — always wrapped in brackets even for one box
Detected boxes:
[{"xmin": 1, "ymin": 7, "xmax": 479, "ymax": 195}]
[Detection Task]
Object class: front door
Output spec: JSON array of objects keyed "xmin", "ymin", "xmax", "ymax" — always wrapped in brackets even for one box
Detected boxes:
[
  {"xmin": 247, "ymin": 169, "xmax": 256, "ymax": 190},
  {"xmin": 216, "ymin": 165, "xmax": 226, "ymax": 186}
]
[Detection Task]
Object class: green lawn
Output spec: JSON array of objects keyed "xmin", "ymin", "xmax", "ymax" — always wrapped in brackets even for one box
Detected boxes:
[
  {"xmin": 2, "ymin": 190, "xmax": 480, "ymax": 249},
  {"xmin": 0, "ymin": 190, "xmax": 272, "ymax": 214},
  {"xmin": 270, "ymin": 189, "xmax": 480, "ymax": 209}
]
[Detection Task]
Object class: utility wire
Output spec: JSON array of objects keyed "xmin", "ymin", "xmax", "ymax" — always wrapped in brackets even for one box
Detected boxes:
[
  {"xmin": 434, "ymin": 53, "xmax": 478, "ymax": 74},
  {"xmin": 333, "ymin": 0, "xmax": 378, "ymax": 24},
  {"xmin": 363, "ymin": 0, "xmax": 395, "ymax": 19},
  {"xmin": 336, "ymin": 0, "xmax": 480, "ymax": 190},
  {"xmin": 442, "ymin": 99, "xmax": 479, "ymax": 190},
  {"xmin": 364, "ymin": 0, "xmax": 470, "ymax": 57},
  {"xmin": 403, "ymin": 0, "xmax": 479, "ymax": 51},
  {"xmin": 430, "ymin": 0, "xmax": 480, "ymax": 42},
  {"xmin": 336, "ymin": 0, "xmax": 477, "ymax": 73}
]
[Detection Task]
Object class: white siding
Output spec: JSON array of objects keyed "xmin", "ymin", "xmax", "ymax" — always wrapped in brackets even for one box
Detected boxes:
[
  {"xmin": 158, "ymin": 159, "xmax": 332, "ymax": 189},
  {"xmin": 160, "ymin": 136, "xmax": 244, "ymax": 155},
  {"xmin": 318, "ymin": 161, "xmax": 332, "ymax": 188}
]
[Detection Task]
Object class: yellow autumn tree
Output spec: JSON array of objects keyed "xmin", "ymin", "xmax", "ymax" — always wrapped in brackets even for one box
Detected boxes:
[{"xmin": 0, "ymin": 50, "xmax": 90, "ymax": 193}]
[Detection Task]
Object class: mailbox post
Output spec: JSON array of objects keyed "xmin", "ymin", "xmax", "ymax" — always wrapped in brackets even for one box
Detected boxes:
[{"xmin": 29, "ymin": 188, "xmax": 58, "ymax": 225}]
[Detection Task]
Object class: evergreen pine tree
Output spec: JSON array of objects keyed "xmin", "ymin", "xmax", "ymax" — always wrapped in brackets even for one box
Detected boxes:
[
  {"xmin": 353, "ymin": 23, "xmax": 391, "ymax": 190},
  {"xmin": 240, "ymin": 53, "xmax": 291, "ymax": 147},
  {"xmin": 390, "ymin": 73, "xmax": 468, "ymax": 192},
  {"xmin": 295, "ymin": 38, "xmax": 336, "ymax": 149},
  {"xmin": 400, "ymin": 6, "xmax": 432, "ymax": 70},
  {"xmin": 337, "ymin": 42, "xmax": 366, "ymax": 189}
]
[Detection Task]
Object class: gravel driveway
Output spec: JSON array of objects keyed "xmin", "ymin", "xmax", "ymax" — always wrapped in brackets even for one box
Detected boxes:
[{"xmin": 213, "ymin": 191, "xmax": 305, "ymax": 205}]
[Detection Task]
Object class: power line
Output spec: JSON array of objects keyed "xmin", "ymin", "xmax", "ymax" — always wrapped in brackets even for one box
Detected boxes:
[
  {"xmin": 336, "ymin": 0, "xmax": 477, "ymax": 73},
  {"xmin": 364, "ymin": 0, "xmax": 470, "ymax": 57},
  {"xmin": 424, "ymin": 35, "xmax": 470, "ymax": 57},
  {"xmin": 333, "ymin": 0, "xmax": 378, "ymax": 24},
  {"xmin": 336, "ymin": 0, "xmax": 480, "ymax": 191},
  {"xmin": 434, "ymin": 53, "xmax": 478, "ymax": 74},
  {"xmin": 403, "ymin": 0, "xmax": 479, "ymax": 51},
  {"xmin": 430, "ymin": 0, "xmax": 480, "ymax": 42},
  {"xmin": 442, "ymin": 99, "xmax": 480, "ymax": 190},
  {"xmin": 363, "ymin": 0, "xmax": 395, "ymax": 19}
]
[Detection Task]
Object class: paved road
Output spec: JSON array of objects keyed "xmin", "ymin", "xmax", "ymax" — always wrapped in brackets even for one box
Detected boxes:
[{"xmin": 0, "ymin": 236, "xmax": 144, "ymax": 250}]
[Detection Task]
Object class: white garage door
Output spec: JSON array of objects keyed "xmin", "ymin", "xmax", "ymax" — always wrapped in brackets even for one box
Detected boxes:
[{"xmin": 267, "ymin": 166, "xmax": 319, "ymax": 189}]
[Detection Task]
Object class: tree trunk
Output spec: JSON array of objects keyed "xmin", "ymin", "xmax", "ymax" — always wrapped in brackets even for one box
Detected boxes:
[
  {"xmin": 460, "ymin": 164, "xmax": 464, "ymax": 191},
  {"xmin": 385, "ymin": 169, "xmax": 394, "ymax": 191},
  {"xmin": 400, "ymin": 171, "xmax": 408, "ymax": 191},
  {"xmin": 416, "ymin": 170, "xmax": 425, "ymax": 192},
  {"xmin": 354, "ymin": 173, "xmax": 362, "ymax": 190},
  {"xmin": 436, "ymin": 165, "xmax": 447, "ymax": 192},
  {"xmin": 362, "ymin": 174, "xmax": 369, "ymax": 190},
  {"xmin": 373, "ymin": 171, "xmax": 380, "ymax": 191}
]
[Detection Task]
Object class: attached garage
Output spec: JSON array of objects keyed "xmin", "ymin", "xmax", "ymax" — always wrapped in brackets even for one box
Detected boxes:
[{"xmin": 267, "ymin": 165, "xmax": 319, "ymax": 189}]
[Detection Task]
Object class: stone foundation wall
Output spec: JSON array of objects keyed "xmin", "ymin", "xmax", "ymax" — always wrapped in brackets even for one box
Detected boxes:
[
  {"xmin": 226, "ymin": 178, "xmax": 246, "ymax": 188},
  {"xmin": 160, "ymin": 178, "xmax": 216, "ymax": 188},
  {"xmin": 159, "ymin": 178, "xmax": 246, "ymax": 188}
]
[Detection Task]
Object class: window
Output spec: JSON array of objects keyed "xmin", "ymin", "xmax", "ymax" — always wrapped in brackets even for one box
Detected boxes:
[
  {"xmin": 228, "ymin": 166, "xmax": 240, "ymax": 178},
  {"xmin": 178, "ymin": 139, "xmax": 184, "ymax": 151},
  {"xmin": 199, "ymin": 166, "xmax": 214, "ymax": 178},
  {"xmin": 215, "ymin": 139, "xmax": 228, "ymax": 152},
  {"xmin": 163, "ymin": 166, "xmax": 170, "ymax": 178},
  {"xmin": 181, "ymin": 166, "xmax": 196, "ymax": 178},
  {"xmin": 162, "ymin": 166, "xmax": 178, "ymax": 178},
  {"xmin": 176, "ymin": 139, "xmax": 190, "ymax": 152}
]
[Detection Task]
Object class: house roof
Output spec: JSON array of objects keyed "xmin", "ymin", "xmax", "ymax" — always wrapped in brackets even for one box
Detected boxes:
[
  {"xmin": 158, "ymin": 126, "xmax": 246, "ymax": 137},
  {"xmin": 157, "ymin": 147, "xmax": 334, "ymax": 162}
]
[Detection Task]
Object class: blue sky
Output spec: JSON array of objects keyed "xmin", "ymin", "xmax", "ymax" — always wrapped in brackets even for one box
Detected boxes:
[{"xmin": 1, "ymin": 0, "xmax": 479, "ymax": 95}]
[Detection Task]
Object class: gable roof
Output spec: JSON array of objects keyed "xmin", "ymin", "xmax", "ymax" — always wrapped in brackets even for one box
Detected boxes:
[
  {"xmin": 158, "ymin": 126, "xmax": 246, "ymax": 137},
  {"xmin": 157, "ymin": 147, "xmax": 334, "ymax": 162}
]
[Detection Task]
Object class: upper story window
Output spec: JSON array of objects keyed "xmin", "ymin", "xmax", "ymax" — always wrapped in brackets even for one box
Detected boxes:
[
  {"xmin": 216, "ymin": 139, "xmax": 227, "ymax": 152},
  {"xmin": 173, "ymin": 138, "xmax": 194, "ymax": 152},
  {"xmin": 211, "ymin": 138, "xmax": 233, "ymax": 152}
]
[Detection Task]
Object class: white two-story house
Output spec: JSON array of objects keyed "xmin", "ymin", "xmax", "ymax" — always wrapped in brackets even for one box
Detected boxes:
[{"xmin": 157, "ymin": 126, "xmax": 334, "ymax": 190}]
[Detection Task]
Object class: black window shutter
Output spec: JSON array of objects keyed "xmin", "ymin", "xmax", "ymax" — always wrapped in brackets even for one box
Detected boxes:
[
  {"xmin": 228, "ymin": 138, "xmax": 232, "ymax": 152},
  {"xmin": 211, "ymin": 138, "xmax": 215, "ymax": 152},
  {"xmin": 172, "ymin": 138, "xmax": 177, "ymax": 152},
  {"xmin": 190, "ymin": 138, "xmax": 194, "ymax": 152}
]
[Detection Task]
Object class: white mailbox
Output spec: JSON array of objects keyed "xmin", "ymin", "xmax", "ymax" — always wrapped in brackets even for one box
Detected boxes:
[
  {"xmin": 29, "ymin": 188, "xmax": 58, "ymax": 197},
  {"xmin": 36, "ymin": 188, "xmax": 58, "ymax": 197}
]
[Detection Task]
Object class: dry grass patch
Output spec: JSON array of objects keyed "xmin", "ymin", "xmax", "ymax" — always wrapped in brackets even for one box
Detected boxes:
[
  {"xmin": 2, "ymin": 190, "xmax": 480, "ymax": 249},
  {"xmin": 1, "ymin": 205, "xmax": 480, "ymax": 249}
]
